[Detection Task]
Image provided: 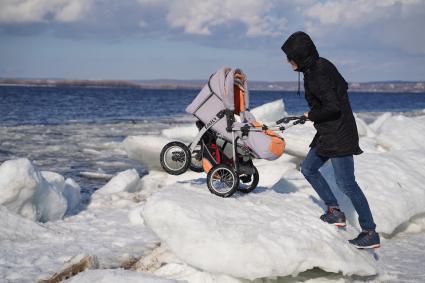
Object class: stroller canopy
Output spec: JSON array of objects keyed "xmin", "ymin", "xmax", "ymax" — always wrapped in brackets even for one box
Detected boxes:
[{"xmin": 186, "ymin": 67, "xmax": 250, "ymax": 115}]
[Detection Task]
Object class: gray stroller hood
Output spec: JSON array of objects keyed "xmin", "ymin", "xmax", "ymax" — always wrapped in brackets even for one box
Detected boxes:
[
  {"xmin": 186, "ymin": 67, "xmax": 249, "ymax": 140},
  {"xmin": 186, "ymin": 67, "xmax": 285, "ymax": 161}
]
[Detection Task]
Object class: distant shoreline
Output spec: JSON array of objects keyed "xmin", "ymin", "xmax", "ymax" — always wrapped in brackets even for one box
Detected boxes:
[{"xmin": 0, "ymin": 78, "xmax": 424, "ymax": 93}]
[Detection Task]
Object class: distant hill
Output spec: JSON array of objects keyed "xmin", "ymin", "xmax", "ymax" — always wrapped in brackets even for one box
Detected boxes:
[{"xmin": 0, "ymin": 78, "xmax": 424, "ymax": 93}]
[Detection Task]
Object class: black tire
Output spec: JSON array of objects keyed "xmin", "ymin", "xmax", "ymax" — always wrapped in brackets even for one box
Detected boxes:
[
  {"xmin": 189, "ymin": 142, "xmax": 204, "ymax": 173},
  {"xmin": 160, "ymin": 141, "xmax": 191, "ymax": 175},
  {"xmin": 207, "ymin": 164, "xmax": 239, "ymax": 198},
  {"xmin": 238, "ymin": 166, "xmax": 259, "ymax": 194}
]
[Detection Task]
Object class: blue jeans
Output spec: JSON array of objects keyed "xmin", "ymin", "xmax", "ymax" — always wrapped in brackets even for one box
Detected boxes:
[{"xmin": 301, "ymin": 147, "xmax": 376, "ymax": 231}]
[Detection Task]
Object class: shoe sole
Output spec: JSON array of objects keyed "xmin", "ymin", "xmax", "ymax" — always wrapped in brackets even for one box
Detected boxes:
[{"xmin": 352, "ymin": 244, "xmax": 381, "ymax": 249}]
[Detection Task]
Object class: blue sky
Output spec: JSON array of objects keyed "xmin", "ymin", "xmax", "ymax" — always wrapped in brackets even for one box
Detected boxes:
[{"xmin": 0, "ymin": 0, "xmax": 424, "ymax": 82}]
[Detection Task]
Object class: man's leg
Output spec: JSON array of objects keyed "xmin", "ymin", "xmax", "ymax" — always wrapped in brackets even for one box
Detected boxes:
[
  {"xmin": 301, "ymin": 148, "xmax": 338, "ymax": 207},
  {"xmin": 330, "ymin": 155, "xmax": 376, "ymax": 231}
]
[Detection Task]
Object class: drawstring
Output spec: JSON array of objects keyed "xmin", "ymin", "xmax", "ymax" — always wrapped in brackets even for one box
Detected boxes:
[{"xmin": 297, "ymin": 72, "xmax": 301, "ymax": 96}]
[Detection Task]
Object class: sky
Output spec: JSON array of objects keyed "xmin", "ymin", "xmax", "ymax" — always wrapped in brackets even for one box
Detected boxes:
[{"xmin": 0, "ymin": 0, "xmax": 424, "ymax": 82}]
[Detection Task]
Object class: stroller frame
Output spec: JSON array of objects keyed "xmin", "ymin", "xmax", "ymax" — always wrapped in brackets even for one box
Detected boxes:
[
  {"xmin": 160, "ymin": 109, "xmax": 305, "ymax": 197},
  {"xmin": 160, "ymin": 67, "xmax": 306, "ymax": 197}
]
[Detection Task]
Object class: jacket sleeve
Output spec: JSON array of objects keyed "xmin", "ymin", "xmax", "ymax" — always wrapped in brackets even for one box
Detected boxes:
[{"xmin": 308, "ymin": 74, "xmax": 341, "ymax": 123}]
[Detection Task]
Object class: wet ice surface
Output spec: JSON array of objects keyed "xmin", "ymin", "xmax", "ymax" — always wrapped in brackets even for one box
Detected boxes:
[
  {"xmin": 379, "ymin": 232, "xmax": 425, "ymax": 283},
  {"xmin": 0, "ymin": 118, "xmax": 193, "ymax": 205}
]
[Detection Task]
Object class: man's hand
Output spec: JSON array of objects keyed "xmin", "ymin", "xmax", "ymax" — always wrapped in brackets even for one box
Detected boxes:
[{"xmin": 303, "ymin": 112, "xmax": 309, "ymax": 120}]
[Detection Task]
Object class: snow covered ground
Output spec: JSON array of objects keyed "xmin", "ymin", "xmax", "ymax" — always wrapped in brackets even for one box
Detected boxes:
[{"xmin": 1, "ymin": 100, "xmax": 425, "ymax": 282}]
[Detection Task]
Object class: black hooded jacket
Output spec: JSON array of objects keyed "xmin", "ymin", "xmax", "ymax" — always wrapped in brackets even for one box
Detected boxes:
[{"xmin": 281, "ymin": 31, "xmax": 362, "ymax": 157}]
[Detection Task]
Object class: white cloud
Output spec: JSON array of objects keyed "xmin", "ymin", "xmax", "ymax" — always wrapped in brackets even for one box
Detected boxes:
[
  {"xmin": 0, "ymin": 0, "xmax": 93, "ymax": 23},
  {"xmin": 137, "ymin": 0, "xmax": 288, "ymax": 37},
  {"xmin": 1, "ymin": 0, "xmax": 424, "ymax": 56},
  {"xmin": 305, "ymin": 0, "xmax": 396, "ymax": 27},
  {"xmin": 303, "ymin": 0, "xmax": 425, "ymax": 54}
]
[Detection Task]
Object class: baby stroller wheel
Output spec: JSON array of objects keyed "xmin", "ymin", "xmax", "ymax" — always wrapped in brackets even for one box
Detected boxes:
[
  {"xmin": 188, "ymin": 142, "xmax": 204, "ymax": 173},
  {"xmin": 238, "ymin": 166, "xmax": 259, "ymax": 194},
  {"xmin": 207, "ymin": 164, "xmax": 239, "ymax": 198},
  {"xmin": 160, "ymin": 141, "xmax": 191, "ymax": 175}
]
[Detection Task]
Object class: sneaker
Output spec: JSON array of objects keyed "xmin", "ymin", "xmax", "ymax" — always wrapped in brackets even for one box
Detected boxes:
[
  {"xmin": 349, "ymin": 230, "xmax": 380, "ymax": 249},
  {"xmin": 320, "ymin": 207, "xmax": 346, "ymax": 227}
]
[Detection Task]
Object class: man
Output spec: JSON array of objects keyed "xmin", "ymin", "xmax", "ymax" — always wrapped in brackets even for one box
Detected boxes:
[{"xmin": 281, "ymin": 31, "xmax": 380, "ymax": 249}]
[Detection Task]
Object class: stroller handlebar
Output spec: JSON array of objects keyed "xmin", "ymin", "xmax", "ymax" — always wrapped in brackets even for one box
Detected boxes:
[
  {"xmin": 276, "ymin": 116, "xmax": 307, "ymax": 125},
  {"xmin": 230, "ymin": 116, "xmax": 307, "ymax": 134}
]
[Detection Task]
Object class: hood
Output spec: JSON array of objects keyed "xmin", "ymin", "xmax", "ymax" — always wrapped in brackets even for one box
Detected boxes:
[{"xmin": 281, "ymin": 31, "xmax": 319, "ymax": 72}]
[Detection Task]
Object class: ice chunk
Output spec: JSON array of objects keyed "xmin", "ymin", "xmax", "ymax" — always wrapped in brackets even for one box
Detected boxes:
[
  {"xmin": 0, "ymin": 159, "xmax": 80, "ymax": 222},
  {"xmin": 281, "ymin": 121, "xmax": 316, "ymax": 158},
  {"xmin": 373, "ymin": 114, "xmax": 425, "ymax": 151},
  {"xmin": 63, "ymin": 178, "xmax": 82, "ymax": 214},
  {"xmin": 79, "ymin": 171, "xmax": 113, "ymax": 180},
  {"xmin": 95, "ymin": 169, "xmax": 140, "ymax": 195},
  {"xmin": 354, "ymin": 114, "xmax": 375, "ymax": 138},
  {"xmin": 0, "ymin": 159, "xmax": 39, "ymax": 220},
  {"xmin": 143, "ymin": 185, "xmax": 377, "ymax": 280},
  {"xmin": 122, "ymin": 135, "xmax": 170, "ymax": 171},
  {"xmin": 251, "ymin": 99, "xmax": 288, "ymax": 124},
  {"xmin": 162, "ymin": 125, "xmax": 198, "ymax": 142},
  {"xmin": 89, "ymin": 169, "xmax": 142, "ymax": 210},
  {"xmin": 35, "ymin": 171, "xmax": 68, "ymax": 222},
  {"xmin": 369, "ymin": 112, "xmax": 392, "ymax": 132}
]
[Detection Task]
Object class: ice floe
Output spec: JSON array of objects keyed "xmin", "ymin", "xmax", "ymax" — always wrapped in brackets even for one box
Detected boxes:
[
  {"xmin": 2, "ymin": 101, "xmax": 425, "ymax": 282},
  {"xmin": 142, "ymin": 184, "xmax": 378, "ymax": 280},
  {"xmin": 373, "ymin": 114, "xmax": 425, "ymax": 150},
  {"xmin": 0, "ymin": 158, "xmax": 81, "ymax": 222}
]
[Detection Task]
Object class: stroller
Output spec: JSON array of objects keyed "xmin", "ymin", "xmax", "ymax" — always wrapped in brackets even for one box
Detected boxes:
[{"xmin": 160, "ymin": 67, "xmax": 306, "ymax": 197}]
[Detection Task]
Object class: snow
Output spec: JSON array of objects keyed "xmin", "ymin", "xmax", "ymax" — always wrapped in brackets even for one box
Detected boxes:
[
  {"xmin": 0, "ymin": 181, "xmax": 159, "ymax": 282},
  {"xmin": 64, "ymin": 269, "xmax": 178, "ymax": 283},
  {"xmin": 0, "ymin": 205, "xmax": 55, "ymax": 241}
]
